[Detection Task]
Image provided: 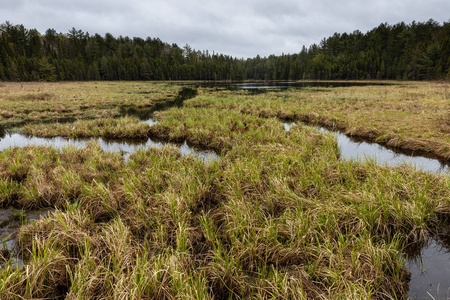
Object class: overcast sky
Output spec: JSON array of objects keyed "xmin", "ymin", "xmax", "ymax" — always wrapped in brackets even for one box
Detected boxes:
[{"xmin": 1, "ymin": 0, "xmax": 449, "ymax": 58}]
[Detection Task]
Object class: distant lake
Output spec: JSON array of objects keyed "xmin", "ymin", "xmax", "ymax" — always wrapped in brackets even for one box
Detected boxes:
[{"xmin": 185, "ymin": 81, "xmax": 394, "ymax": 91}]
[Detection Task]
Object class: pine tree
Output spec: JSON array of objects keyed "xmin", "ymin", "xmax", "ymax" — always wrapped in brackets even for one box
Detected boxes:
[
  {"xmin": 8, "ymin": 61, "xmax": 21, "ymax": 81},
  {"xmin": 87, "ymin": 62, "xmax": 101, "ymax": 80},
  {"xmin": 38, "ymin": 57, "xmax": 56, "ymax": 81},
  {"xmin": 0, "ymin": 63, "xmax": 6, "ymax": 80}
]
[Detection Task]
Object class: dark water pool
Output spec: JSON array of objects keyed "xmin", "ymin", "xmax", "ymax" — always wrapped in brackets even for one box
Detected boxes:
[
  {"xmin": 406, "ymin": 236, "xmax": 450, "ymax": 299},
  {"xmin": 0, "ymin": 208, "xmax": 53, "ymax": 269}
]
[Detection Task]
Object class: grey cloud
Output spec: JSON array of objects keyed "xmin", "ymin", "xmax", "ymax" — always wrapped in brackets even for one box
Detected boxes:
[{"xmin": 0, "ymin": 0, "xmax": 449, "ymax": 58}]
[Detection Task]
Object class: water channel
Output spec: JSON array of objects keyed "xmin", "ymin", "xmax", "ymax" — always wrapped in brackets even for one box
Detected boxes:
[
  {"xmin": 1, "ymin": 82, "xmax": 449, "ymax": 297},
  {"xmin": 284, "ymin": 122, "xmax": 449, "ymax": 174},
  {"xmin": 0, "ymin": 133, "xmax": 220, "ymax": 163}
]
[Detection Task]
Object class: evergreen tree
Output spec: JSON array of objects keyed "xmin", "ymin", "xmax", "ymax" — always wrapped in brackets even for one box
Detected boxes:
[
  {"xmin": 0, "ymin": 20, "xmax": 449, "ymax": 82},
  {"xmin": 8, "ymin": 61, "xmax": 21, "ymax": 81},
  {"xmin": 38, "ymin": 57, "xmax": 56, "ymax": 81}
]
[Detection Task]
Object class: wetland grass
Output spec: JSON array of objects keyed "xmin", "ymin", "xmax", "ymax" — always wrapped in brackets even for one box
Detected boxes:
[
  {"xmin": 0, "ymin": 81, "xmax": 449, "ymax": 299},
  {"xmin": 23, "ymin": 116, "xmax": 150, "ymax": 139},
  {"xmin": 0, "ymin": 81, "xmax": 181, "ymax": 128},
  {"xmin": 187, "ymin": 82, "xmax": 450, "ymax": 162}
]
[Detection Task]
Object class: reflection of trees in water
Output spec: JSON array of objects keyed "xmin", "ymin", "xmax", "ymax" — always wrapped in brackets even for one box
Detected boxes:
[
  {"xmin": 405, "ymin": 232, "xmax": 450, "ymax": 299},
  {"xmin": 404, "ymin": 223, "xmax": 450, "ymax": 266},
  {"xmin": 435, "ymin": 223, "xmax": 450, "ymax": 253},
  {"xmin": 0, "ymin": 125, "xmax": 5, "ymax": 139}
]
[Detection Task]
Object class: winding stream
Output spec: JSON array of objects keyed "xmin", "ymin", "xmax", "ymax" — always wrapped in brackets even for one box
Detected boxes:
[
  {"xmin": 0, "ymin": 133, "xmax": 220, "ymax": 162},
  {"xmin": 284, "ymin": 122, "xmax": 449, "ymax": 174}
]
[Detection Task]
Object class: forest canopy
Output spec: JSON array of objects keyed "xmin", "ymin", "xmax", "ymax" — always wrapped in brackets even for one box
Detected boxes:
[{"xmin": 0, "ymin": 19, "xmax": 449, "ymax": 81}]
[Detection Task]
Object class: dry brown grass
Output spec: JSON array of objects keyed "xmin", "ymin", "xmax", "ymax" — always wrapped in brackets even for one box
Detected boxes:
[
  {"xmin": 0, "ymin": 81, "xmax": 181, "ymax": 128},
  {"xmin": 1, "ymin": 81, "xmax": 449, "ymax": 299},
  {"xmin": 186, "ymin": 81, "xmax": 450, "ymax": 162}
]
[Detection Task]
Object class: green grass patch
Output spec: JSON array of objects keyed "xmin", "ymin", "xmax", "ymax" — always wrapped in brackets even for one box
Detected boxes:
[{"xmin": 0, "ymin": 82, "xmax": 449, "ymax": 299}]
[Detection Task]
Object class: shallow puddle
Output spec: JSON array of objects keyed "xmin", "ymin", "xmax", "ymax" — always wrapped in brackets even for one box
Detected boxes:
[
  {"xmin": 143, "ymin": 117, "xmax": 158, "ymax": 126},
  {"xmin": 283, "ymin": 122, "xmax": 296, "ymax": 131},
  {"xmin": 406, "ymin": 237, "xmax": 450, "ymax": 299},
  {"xmin": 0, "ymin": 208, "xmax": 53, "ymax": 269},
  {"xmin": 284, "ymin": 122, "xmax": 449, "ymax": 174},
  {"xmin": 0, "ymin": 133, "xmax": 220, "ymax": 162}
]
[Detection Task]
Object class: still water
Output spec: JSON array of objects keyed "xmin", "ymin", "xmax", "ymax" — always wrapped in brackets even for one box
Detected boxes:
[
  {"xmin": 284, "ymin": 122, "xmax": 449, "ymax": 174},
  {"xmin": 0, "ymin": 208, "xmax": 53, "ymax": 269},
  {"xmin": 0, "ymin": 133, "xmax": 220, "ymax": 162},
  {"xmin": 406, "ymin": 237, "xmax": 450, "ymax": 300},
  {"xmin": 190, "ymin": 80, "xmax": 393, "ymax": 91}
]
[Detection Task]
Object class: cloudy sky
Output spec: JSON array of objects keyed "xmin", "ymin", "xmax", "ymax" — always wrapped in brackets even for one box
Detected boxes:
[{"xmin": 1, "ymin": 0, "xmax": 449, "ymax": 58}]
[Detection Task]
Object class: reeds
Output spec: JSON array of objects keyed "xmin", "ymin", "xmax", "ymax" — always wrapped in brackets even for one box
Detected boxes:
[
  {"xmin": 1, "ymin": 82, "xmax": 449, "ymax": 299},
  {"xmin": 188, "ymin": 82, "xmax": 450, "ymax": 162},
  {"xmin": 0, "ymin": 81, "xmax": 181, "ymax": 128},
  {"xmin": 23, "ymin": 116, "xmax": 150, "ymax": 139}
]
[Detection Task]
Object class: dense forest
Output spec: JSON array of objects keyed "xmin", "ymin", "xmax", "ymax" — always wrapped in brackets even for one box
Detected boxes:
[
  {"xmin": 246, "ymin": 19, "xmax": 450, "ymax": 80},
  {"xmin": 0, "ymin": 19, "xmax": 449, "ymax": 81},
  {"xmin": 0, "ymin": 21, "xmax": 246, "ymax": 81}
]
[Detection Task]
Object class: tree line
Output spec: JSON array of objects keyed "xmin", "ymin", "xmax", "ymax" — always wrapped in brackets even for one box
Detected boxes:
[
  {"xmin": 0, "ymin": 19, "xmax": 449, "ymax": 82},
  {"xmin": 0, "ymin": 22, "xmax": 246, "ymax": 81},
  {"xmin": 246, "ymin": 19, "xmax": 450, "ymax": 80}
]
